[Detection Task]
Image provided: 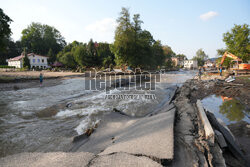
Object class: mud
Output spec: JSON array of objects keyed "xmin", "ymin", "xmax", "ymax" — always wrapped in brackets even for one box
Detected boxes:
[
  {"xmin": 177, "ymin": 77, "xmax": 250, "ymax": 167},
  {"xmin": 189, "ymin": 77, "xmax": 250, "ymax": 107}
]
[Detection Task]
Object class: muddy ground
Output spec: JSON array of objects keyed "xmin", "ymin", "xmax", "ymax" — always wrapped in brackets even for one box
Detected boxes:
[
  {"xmin": 176, "ymin": 76, "xmax": 250, "ymax": 167},
  {"xmin": 190, "ymin": 76, "xmax": 250, "ymax": 108}
]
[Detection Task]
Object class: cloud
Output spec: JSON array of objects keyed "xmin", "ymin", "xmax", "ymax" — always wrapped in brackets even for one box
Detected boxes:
[
  {"xmin": 85, "ymin": 18, "xmax": 117, "ymax": 34},
  {"xmin": 199, "ymin": 11, "xmax": 218, "ymax": 21},
  {"xmin": 84, "ymin": 18, "xmax": 117, "ymax": 42}
]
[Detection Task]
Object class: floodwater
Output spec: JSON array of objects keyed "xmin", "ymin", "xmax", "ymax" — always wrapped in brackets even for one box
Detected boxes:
[
  {"xmin": 201, "ymin": 95, "xmax": 250, "ymax": 125},
  {"xmin": 0, "ymin": 70, "xmax": 195, "ymax": 157}
]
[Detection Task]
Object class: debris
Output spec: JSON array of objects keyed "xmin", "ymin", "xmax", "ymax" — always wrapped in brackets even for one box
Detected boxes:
[
  {"xmin": 225, "ymin": 76, "xmax": 235, "ymax": 83},
  {"xmin": 206, "ymin": 111, "xmax": 247, "ymax": 165},
  {"xmin": 66, "ymin": 102, "xmax": 72, "ymax": 108}
]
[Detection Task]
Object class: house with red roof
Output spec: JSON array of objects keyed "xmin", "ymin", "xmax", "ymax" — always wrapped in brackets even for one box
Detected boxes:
[{"xmin": 8, "ymin": 53, "xmax": 49, "ymax": 69}]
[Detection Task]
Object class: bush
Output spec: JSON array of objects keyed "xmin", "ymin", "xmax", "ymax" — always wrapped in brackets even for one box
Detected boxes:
[{"xmin": 0, "ymin": 65, "xmax": 15, "ymax": 68}]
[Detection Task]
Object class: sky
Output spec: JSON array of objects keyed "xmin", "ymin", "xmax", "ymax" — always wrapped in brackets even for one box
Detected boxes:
[{"xmin": 1, "ymin": 0, "xmax": 249, "ymax": 59}]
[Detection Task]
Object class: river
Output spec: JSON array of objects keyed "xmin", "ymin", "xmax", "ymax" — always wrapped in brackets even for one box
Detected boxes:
[{"xmin": 0, "ymin": 70, "xmax": 196, "ymax": 157}]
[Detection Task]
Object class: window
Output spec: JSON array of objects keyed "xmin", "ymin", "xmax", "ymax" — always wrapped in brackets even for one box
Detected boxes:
[
  {"xmin": 42, "ymin": 59, "xmax": 44, "ymax": 63},
  {"xmin": 33, "ymin": 59, "xmax": 35, "ymax": 63},
  {"xmin": 37, "ymin": 59, "xmax": 40, "ymax": 63}
]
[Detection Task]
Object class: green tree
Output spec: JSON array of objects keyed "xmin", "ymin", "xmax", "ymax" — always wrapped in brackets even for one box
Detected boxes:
[
  {"xmin": 216, "ymin": 57, "xmax": 232, "ymax": 68},
  {"xmin": 176, "ymin": 54, "xmax": 187, "ymax": 61},
  {"xmin": 97, "ymin": 43, "xmax": 115, "ymax": 67},
  {"xmin": 152, "ymin": 40, "xmax": 165, "ymax": 68},
  {"xmin": 21, "ymin": 22, "xmax": 66, "ymax": 57},
  {"xmin": 103, "ymin": 56, "xmax": 113, "ymax": 68},
  {"xmin": 22, "ymin": 49, "xmax": 30, "ymax": 69},
  {"xmin": 73, "ymin": 44, "xmax": 93, "ymax": 67},
  {"xmin": 112, "ymin": 7, "xmax": 166, "ymax": 69},
  {"xmin": 47, "ymin": 48, "xmax": 55, "ymax": 64},
  {"xmin": 0, "ymin": 8, "xmax": 12, "ymax": 52},
  {"xmin": 86, "ymin": 39, "xmax": 98, "ymax": 66},
  {"xmin": 112, "ymin": 7, "xmax": 133, "ymax": 66},
  {"xmin": 58, "ymin": 52, "xmax": 76, "ymax": 68},
  {"xmin": 216, "ymin": 48, "xmax": 226, "ymax": 56},
  {"xmin": 193, "ymin": 49, "xmax": 208, "ymax": 66},
  {"xmin": 0, "ymin": 40, "xmax": 22, "ymax": 65},
  {"xmin": 223, "ymin": 24, "xmax": 250, "ymax": 62}
]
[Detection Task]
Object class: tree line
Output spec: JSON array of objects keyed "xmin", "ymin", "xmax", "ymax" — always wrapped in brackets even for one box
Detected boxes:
[
  {"xmin": 1, "ymin": 7, "xmax": 248, "ymax": 69},
  {"xmin": 0, "ymin": 7, "xmax": 180, "ymax": 70}
]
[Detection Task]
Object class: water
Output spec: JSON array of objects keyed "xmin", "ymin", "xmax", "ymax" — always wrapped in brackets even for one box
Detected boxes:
[
  {"xmin": 201, "ymin": 95, "xmax": 250, "ymax": 125},
  {"xmin": 0, "ymin": 71, "xmax": 195, "ymax": 157}
]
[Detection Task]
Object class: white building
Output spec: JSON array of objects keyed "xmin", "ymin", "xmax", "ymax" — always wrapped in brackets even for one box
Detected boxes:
[
  {"xmin": 184, "ymin": 60, "xmax": 198, "ymax": 69},
  {"xmin": 8, "ymin": 53, "xmax": 49, "ymax": 69}
]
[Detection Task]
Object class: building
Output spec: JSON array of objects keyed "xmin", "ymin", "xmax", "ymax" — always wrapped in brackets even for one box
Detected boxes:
[
  {"xmin": 171, "ymin": 57, "xmax": 184, "ymax": 67},
  {"xmin": 8, "ymin": 53, "xmax": 49, "ymax": 69},
  {"xmin": 204, "ymin": 58, "xmax": 217, "ymax": 68},
  {"xmin": 184, "ymin": 60, "xmax": 198, "ymax": 69}
]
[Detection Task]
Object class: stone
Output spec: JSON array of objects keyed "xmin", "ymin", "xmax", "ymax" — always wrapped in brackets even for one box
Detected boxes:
[
  {"xmin": 214, "ymin": 130, "xmax": 227, "ymax": 148},
  {"xmin": 196, "ymin": 100, "xmax": 214, "ymax": 144}
]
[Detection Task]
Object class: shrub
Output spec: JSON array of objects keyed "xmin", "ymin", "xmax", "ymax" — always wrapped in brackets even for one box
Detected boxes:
[{"xmin": 0, "ymin": 65, "xmax": 15, "ymax": 68}]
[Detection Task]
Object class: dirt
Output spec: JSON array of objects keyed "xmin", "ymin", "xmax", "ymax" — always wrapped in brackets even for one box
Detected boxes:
[
  {"xmin": 189, "ymin": 76, "xmax": 250, "ymax": 108},
  {"xmin": 178, "ymin": 75, "xmax": 250, "ymax": 167},
  {"xmin": 0, "ymin": 71, "xmax": 84, "ymax": 79}
]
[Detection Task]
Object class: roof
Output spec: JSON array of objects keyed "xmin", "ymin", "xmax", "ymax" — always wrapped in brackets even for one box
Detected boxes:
[
  {"xmin": 8, "ymin": 55, "xmax": 24, "ymax": 61},
  {"xmin": 27, "ymin": 53, "xmax": 49, "ymax": 58},
  {"xmin": 52, "ymin": 61, "xmax": 63, "ymax": 67},
  {"xmin": 8, "ymin": 53, "xmax": 48, "ymax": 61}
]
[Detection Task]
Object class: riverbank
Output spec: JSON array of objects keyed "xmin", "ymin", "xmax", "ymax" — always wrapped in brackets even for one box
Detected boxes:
[
  {"xmin": 0, "ymin": 71, "xmax": 195, "ymax": 166},
  {"xmin": 1, "ymin": 71, "xmax": 248, "ymax": 166},
  {"xmin": 0, "ymin": 71, "xmax": 85, "ymax": 91}
]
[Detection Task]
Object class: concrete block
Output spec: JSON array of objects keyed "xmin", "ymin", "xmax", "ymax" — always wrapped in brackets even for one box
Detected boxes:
[{"xmin": 196, "ymin": 100, "xmax": 214, "ymax": 144}]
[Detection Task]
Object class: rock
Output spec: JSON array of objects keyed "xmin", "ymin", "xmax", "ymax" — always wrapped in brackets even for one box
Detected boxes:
[
  {"xmin": 214, "ymin": 130, "xmax": 227, "ymax": 148},
  {"xmin": 66, "ymin": 102, "xmax": 72, "ymax": 108},
  {"xmin": 196, "ymin": 100, "xmax": 214, "ymax": 144}
]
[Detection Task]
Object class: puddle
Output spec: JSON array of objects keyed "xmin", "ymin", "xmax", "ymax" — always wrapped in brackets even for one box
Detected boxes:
[{"xmin": 201, "ymin": 95, "xmax": 250, "ymax": 125}]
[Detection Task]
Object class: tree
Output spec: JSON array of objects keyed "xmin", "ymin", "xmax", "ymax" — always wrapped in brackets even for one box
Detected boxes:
[
  {"xmin": 21, "ymin": 22, "xmax": 66, "ymax": 58},
  {"xmin": 22, "ymin": 49, "xmax": 30, "ymax": 69},
  {"xmin": 73, "ymin": 44, "xmax": 91, "ymax": 67},
  {"xmin": 216, "ymin": 48, "xmax": 226, "ymax": 56},
  {"xmin": 58, "ymin": 52, "xmax": 76, "ymax": 68},
  {"xmin": 112, "ymin": 7, "xmax": 166, "ymax": 69},
  {"xmin": 193, "ymin": 49, "xmax": 208, "ymax": 66},
  {"xmin": 0, "ymin": 8, "xmax": 12, "ymax": 52},
  {"xmin": 96, "ymin": 43, "xmax": 115, "ymax": 67},
  {"xmin": 176, "ymin": 54, "xmax": 187, "ymax": 61},
  {"xmin": 152, "ymin": 40, "xmax": 165, "ymax": 68},
  {"xmin": 223, "ymin": 24, "xmax": 249, "ymax": 62},
  {"xmin": 47, "ymin": 48, "xmax": 55, "ymax": 64},
  {"xmin": 0, "ymin": 40, "xmax": 22, "ymax": 64},
  {"xmin": 112, "ymin": 7, "xmax": 133, "ymax": 66}
]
